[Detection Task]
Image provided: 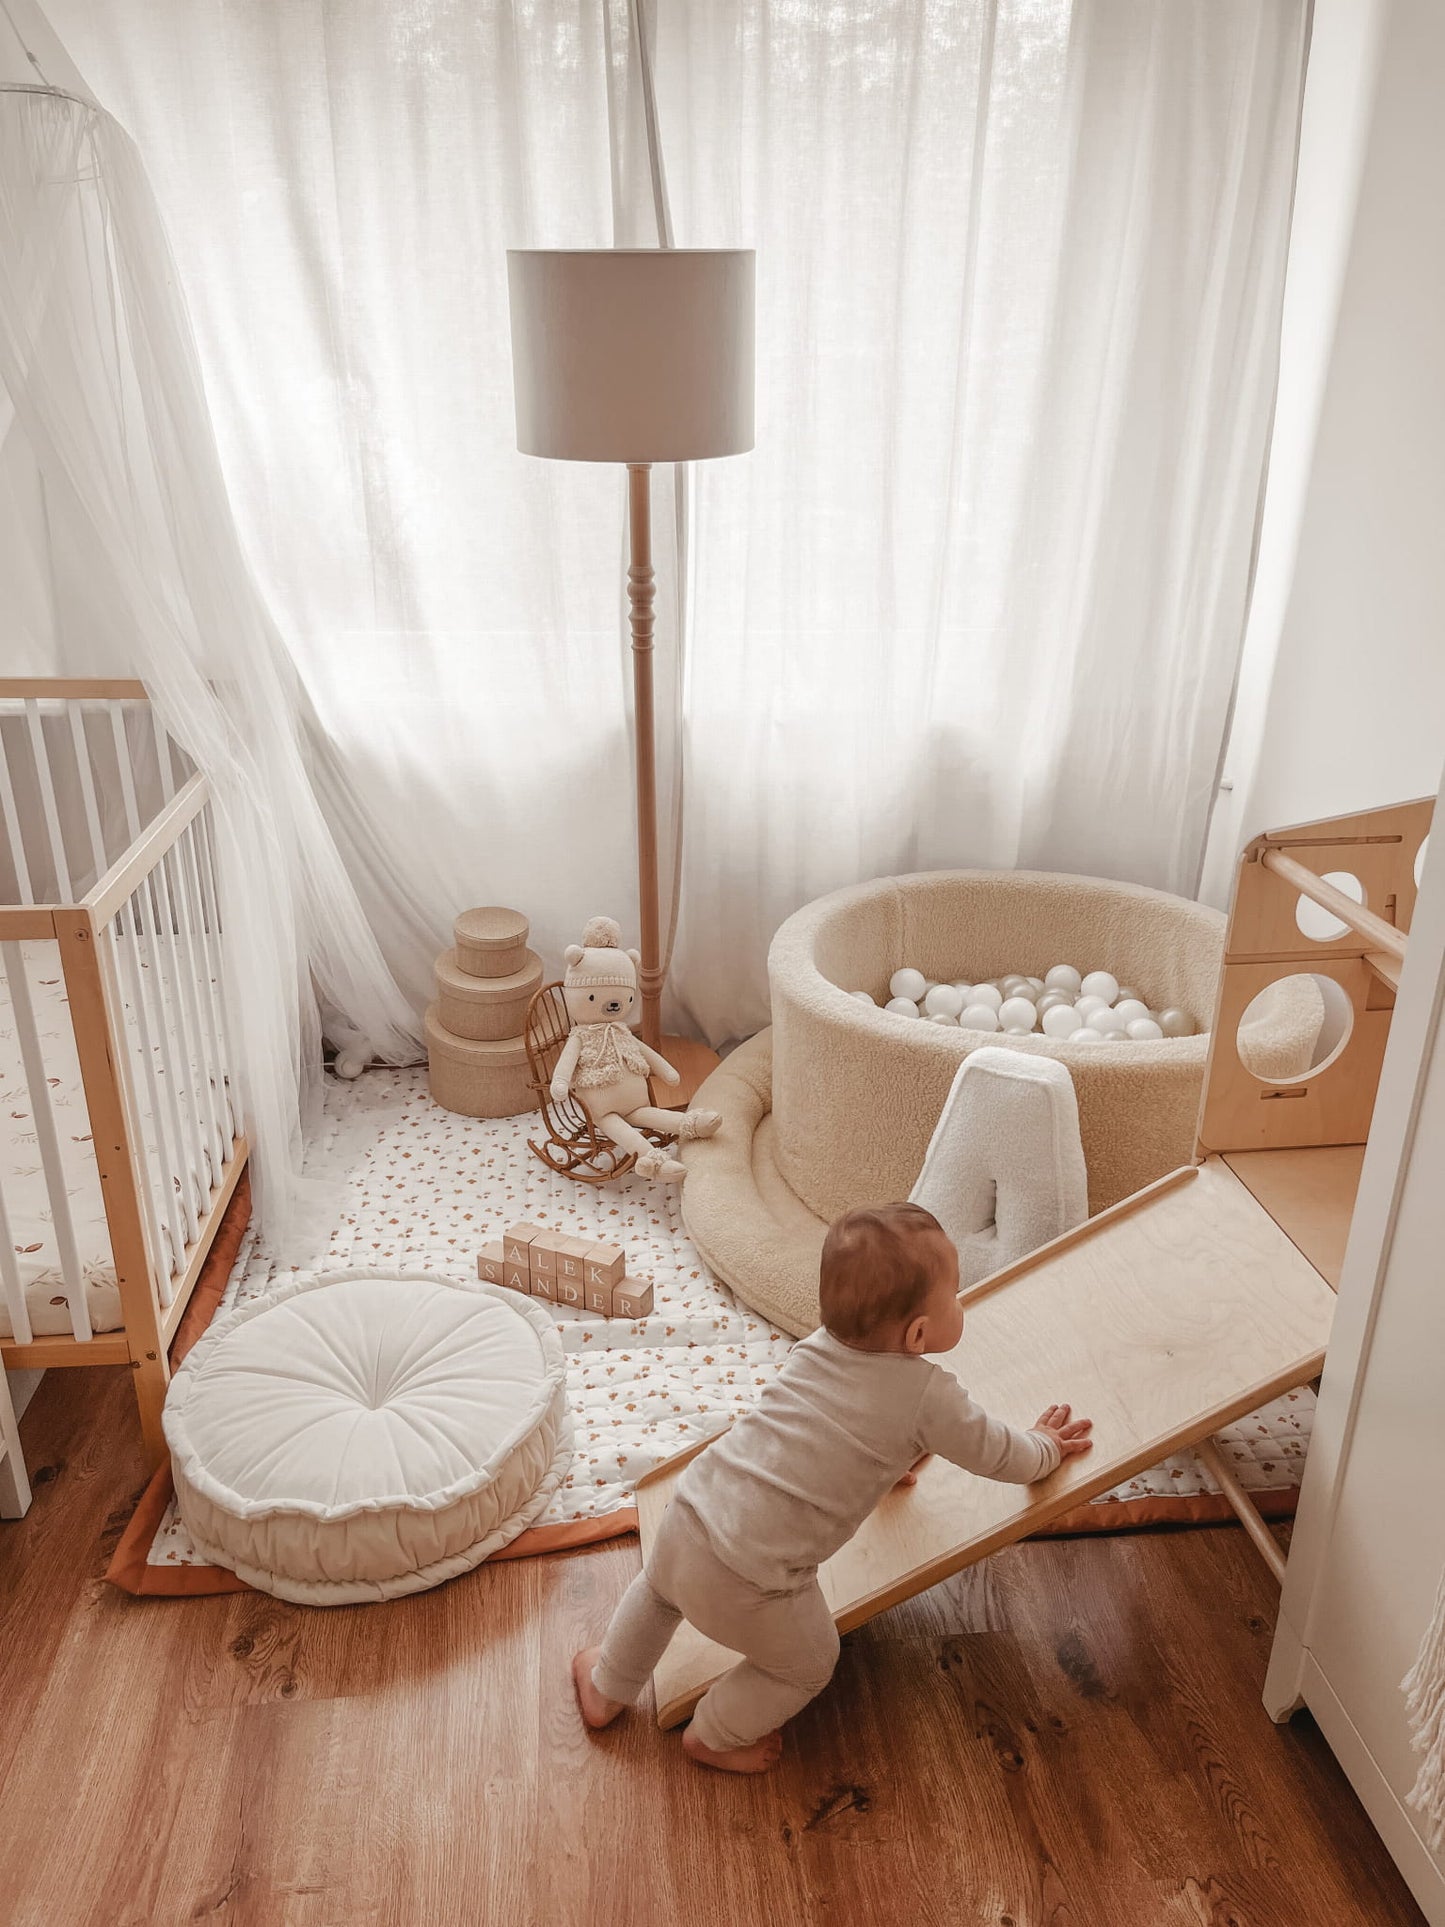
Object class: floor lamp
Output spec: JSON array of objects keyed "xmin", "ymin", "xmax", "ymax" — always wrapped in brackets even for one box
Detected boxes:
[{"xmin": 507, "ymin": 248, "xmax": 755, "ymax": 1095}]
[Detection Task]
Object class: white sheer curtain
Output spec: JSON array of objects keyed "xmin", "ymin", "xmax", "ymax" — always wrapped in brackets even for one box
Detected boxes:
[
  {"xmin": 656, "ymin": 0, "xmax": 1309, "ymax": 1039},
  {"xmin": 28, "ymin": 0, "xmax": 1307, "ymax": 1050},
  {"xmin": 0, "ymin": 15, "xmax": 425, "ymax": 1235}
]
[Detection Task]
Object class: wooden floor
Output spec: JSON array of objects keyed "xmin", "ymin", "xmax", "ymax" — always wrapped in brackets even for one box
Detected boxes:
[{"xmin": 0, "ymin": 1368, "xmax": 1425, "ymax": 1927}]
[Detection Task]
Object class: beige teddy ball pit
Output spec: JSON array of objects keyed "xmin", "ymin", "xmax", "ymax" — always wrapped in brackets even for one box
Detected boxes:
[{"xmin": 682, "ymin": 870, "xmax": 1317, "ymax": 1337}]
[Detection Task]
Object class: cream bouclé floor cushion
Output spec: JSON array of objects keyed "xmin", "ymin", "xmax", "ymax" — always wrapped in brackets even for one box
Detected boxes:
[{"xmin": 163, "ymin": 1270, "xmax": 573, "ymax": 1605}]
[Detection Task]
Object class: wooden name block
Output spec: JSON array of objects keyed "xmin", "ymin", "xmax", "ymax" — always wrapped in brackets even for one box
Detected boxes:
[
  {"xmin": 530, "ymin": 1266, "xmax": 556, "ymax": 1303},
  {"xmin": 528, "ymin": 1237, "xmax": 558, "ymax": 1280},
  {"xmin": 503, "ymin": 1261, "xmax": 530, "ymax": 1296},
  {"xmin": 476, "ymin": 1242, "xmax": 505, "ymax": 1287},
  {"xmin": 583, "ymin": 1243, "xmax": 625, "ymax": 1294},
  {"xmin": 585, "ymin": 1278, "xmax": 614, "ymax": 1317},
  {"xmin": 503, "ymin": 1222, "xmax": 545, "ymax": 1270},
  {"xmin": 554, "ymin": 1270, "xmax": 586, "ymax": 1311},
  {"xmin": 612, "ymin": 1277, "xmax": 654, "ymax": 1320},
  {"xmin": 554, "ymin": 1237, "xmax": 591, "ymax": 1289}
]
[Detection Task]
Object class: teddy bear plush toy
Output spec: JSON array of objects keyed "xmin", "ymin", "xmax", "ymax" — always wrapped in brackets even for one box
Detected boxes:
[{"xmin": 549, "ymin": 916, "xmax": 721, "ymax": 1182}]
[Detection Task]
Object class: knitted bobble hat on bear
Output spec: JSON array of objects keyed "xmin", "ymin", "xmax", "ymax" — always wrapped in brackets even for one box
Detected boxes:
[{"xmin": 563, "ymin": 915, "xmax": 642, "ymax": 991}]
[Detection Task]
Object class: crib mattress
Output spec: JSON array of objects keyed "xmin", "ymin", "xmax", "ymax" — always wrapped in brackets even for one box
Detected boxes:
[
  {"xmin": 0, "ymin": 941, "xmax": 219, "ymax": 1339},
  {"xmin": 164, "ymin": 1270, "xmax": 573, "ymax": 1604}
]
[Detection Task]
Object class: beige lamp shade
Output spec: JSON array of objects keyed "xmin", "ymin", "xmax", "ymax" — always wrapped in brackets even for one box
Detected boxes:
[{"xmin": 507, "ymin": 248, "xmax": 755, "ymax": 464}]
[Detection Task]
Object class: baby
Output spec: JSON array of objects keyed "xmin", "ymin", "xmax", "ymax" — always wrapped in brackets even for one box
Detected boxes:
[{"xmin": 572, "ymin": 1200, "xmax": 1093, "ymax": 1773}]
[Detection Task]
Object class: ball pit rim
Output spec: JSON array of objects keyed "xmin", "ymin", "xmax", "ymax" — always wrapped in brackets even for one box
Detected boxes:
[{"xmin": 767, "ymin": 867, "xmax": 1220, "ymax": 1066}]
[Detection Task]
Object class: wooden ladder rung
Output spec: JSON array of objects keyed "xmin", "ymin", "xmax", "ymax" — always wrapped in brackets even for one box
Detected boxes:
[
  {"xmin": 1260, "ymin": 847, "xmax": 1407, "ymax": 963},
  {"xmin": 1193, "ymin": 1436, "xmax": 1287, "ymax": 1584},
  {"xmin": 1364, "ymin": 949, "xmax": 1401, "ymax": 992}
]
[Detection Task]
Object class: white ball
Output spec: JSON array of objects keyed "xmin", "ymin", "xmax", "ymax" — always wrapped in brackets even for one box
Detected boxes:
[
  {"xmin": 952, "ymin": 982, "xmax": 974, "ymax": 1001},
  {"xmin": 1041, "ymin": 1003, "xmax": 1083, "ymax": 1038},
  {"xmin": 1026, "ymin": 977, "xmax": 1045, "ymax": 991},
  {"xmin": 1157, "ymin": 1007, "xmax": 1196, "ymax": 1038},
  {"xmin": 1000, "ymin": 974, "xmax": 1031, "ymax": 995},
  {"xmin": 923, "ymin": 983, "xmax": 965, "ymax": 1018},
  {"xmin": 1115, "ymin": 986, "xmax": 1143, "ymax": 1007},
  {"xmin": 886, "ymin": 997, "xmax": 921, "ymax": 1018},
  {"xmin": 969, "ymin": 983, "xmax": 1004, "ymax": 1011},
  {"xmin": 1091, "ymin": 1006, "xmax": 1128, "ymax": 1036},
  {"xmin": 890, "ymin": 967, "xmax": 927, "ymax": 1002},
  {"xmin": 1073, "ymin": 994, "xmax": 1106, "ymax": 1021},
  {"xmin": 960, "ymin": 1003, "xmax": 1000, "ymax": 1033},
  {"xmin": 1070, "ymin": 1027, "xmax": 1106, "ymax": 1045},
  {"xmin": 999, "ymin": 997, "xmax": 1038, "ymax": 1032},
  {"xmin": 1006, "ymin": 981, "xmax": 1040, "ymax": 1004},
  {"xmin": 1044, "ymin": 965, "xmax": 1082, "ymax": 994},
  {"xmin": 1127, "ymin": 1017, "xmax": 1164, "ymax": 1041},
  {"xmin": 1036, "ymin": 989, "xmax": 1072, "ymax": 1016},
  {"xmin": 849, "ymin": 989, "xmax": 877, "ymax": 1004},
  {"xmin": 1113, "ymin": 999, "xmax": 1150, "ymax": 1025},
  {"xmin": 1080, "ymin": 970, "xmax": 1119, "ymax": 1005},
  {"xmin": 927, "ymin": 1011, "xmax": 958, "ymax": 1027}
]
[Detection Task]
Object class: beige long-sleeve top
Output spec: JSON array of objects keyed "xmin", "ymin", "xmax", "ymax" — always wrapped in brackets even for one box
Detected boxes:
[{"xmin": 676, "ymin": 1327, "xmax": 1061, "ymax": 1593}]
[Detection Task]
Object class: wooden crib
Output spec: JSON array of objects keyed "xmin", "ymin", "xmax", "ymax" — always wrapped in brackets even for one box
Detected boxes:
[{"xmin": 0, "ymin": 679, "xmax": 247, "ymax": 1469}]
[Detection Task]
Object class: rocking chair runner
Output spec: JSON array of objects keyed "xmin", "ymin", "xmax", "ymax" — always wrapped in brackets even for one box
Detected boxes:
[{"xmin": 524, "ymin": 983, "xmax": 672, "ymax": 1184}]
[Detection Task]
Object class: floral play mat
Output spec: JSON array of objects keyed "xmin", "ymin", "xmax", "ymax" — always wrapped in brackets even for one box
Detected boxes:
[{"xmin": 139, "ymin": 1067, "xmax": 1311, "ymax": 1578}]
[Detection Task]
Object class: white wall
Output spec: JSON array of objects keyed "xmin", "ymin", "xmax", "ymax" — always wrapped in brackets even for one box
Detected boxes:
[{"xmin": 1200, "ymin": 0, "xmax": 1445, "ymax": 903}]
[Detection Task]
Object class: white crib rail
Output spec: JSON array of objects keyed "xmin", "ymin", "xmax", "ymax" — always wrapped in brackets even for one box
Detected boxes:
[
  {"xmin": 1, "ymin": 684, "xmax": 232, "ymax": 1370},
  {"xmin": 0, "ymin": 683, "xmax": 191, "ymax": 907},
  {"xmin": 1, "ymin": 683, "xmax": 243, "ymax": 1466},
  {"xmin": 0, "ymin": 939, "xmax": 91, "ymax": 1341},
  {"xmin": 90, "ymin": 778, "xmax": 235, "ymax": 1309}
]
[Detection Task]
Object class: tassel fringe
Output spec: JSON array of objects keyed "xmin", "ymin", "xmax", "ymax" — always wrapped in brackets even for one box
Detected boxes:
[{"xmin": 1402, "ymin": 1561, "xmax": 1445, "ymax": 1853}]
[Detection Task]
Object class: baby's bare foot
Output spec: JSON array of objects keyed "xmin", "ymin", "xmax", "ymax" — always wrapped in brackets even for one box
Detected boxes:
[
  {"xmin": 572, "ymin": 1647, "xmax": 625, "ymax": 1730},
  {"xmin": 682, "ymin": 1725, "xmax": 784, "ymax": 1774}
]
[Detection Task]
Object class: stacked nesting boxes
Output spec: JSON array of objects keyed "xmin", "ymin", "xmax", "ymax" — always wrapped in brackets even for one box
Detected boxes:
[{"xmin": 426, "ymin": 906, "xmax": 542, "ymax": 1117}]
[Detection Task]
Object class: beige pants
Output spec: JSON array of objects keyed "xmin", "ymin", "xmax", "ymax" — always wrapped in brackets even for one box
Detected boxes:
[{"xmin": 593, "ymin": 1500, "xmax": 840, "ymax": 1753}]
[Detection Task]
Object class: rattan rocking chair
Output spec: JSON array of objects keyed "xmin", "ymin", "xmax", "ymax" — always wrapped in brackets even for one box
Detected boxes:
[{"xmin": 524, "ymin": 983, "xmax": 673, "ymax": 1184}]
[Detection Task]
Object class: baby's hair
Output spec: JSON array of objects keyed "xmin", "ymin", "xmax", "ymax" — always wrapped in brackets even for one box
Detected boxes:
[{"xmin": 819, "ymin": 1202, "xmax": 951, "ymax": 1343}]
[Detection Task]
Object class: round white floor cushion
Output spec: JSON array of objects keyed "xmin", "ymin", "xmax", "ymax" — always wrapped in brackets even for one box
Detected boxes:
[{"xmin": 163, "ymin": 1269, "xmax": 572, "ymax": 1605}]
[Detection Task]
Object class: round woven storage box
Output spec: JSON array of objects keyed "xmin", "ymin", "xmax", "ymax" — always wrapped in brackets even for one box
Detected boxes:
[
  {"xmin": 454, "ymin": 905, "xmax": 530, "ymax": 980},
  {"xmin": 163, "ymin": 1270, "xmax": 573, "ymax": 1605},
  {"xmin": 435, "ymin": 947, "xmax": 543, "ymax": 1041},
  {"xmin": 426, "ymin": 1006, "xmax": 536, "ymax": 1117}
]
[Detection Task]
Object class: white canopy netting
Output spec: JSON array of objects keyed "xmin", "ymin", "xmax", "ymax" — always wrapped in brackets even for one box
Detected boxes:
[{"xmin": 0, "ymin": 5, "xmax": 437, "ymax": 1236}]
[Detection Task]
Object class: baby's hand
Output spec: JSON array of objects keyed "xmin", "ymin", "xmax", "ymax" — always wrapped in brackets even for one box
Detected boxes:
[
  {"xmin": 894, "ymin": 1453, "xmax": 931, "ymax": 1490},
  {"xmin": 1033, "ymin": 1403, "xmax": 1093, "ymax": 1460}
]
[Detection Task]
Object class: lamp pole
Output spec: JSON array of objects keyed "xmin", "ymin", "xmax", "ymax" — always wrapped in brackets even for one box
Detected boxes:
[{"xmin": 628, "ymin": 461, "xmax": 664, "ymax": 1050}]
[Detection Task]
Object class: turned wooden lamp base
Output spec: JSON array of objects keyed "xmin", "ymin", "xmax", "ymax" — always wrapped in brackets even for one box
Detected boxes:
[{"xmin": 629, "ymin": 461, "xmax": 719, "ymax": 1110}]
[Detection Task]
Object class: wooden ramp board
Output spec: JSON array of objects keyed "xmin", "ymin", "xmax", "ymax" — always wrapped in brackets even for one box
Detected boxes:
[{"xmin": 637, "ymin": 1157, "xmax": 1336, "ymax": 1729}]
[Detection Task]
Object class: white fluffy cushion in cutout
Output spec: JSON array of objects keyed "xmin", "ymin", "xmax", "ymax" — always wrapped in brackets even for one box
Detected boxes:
[
  {"xmin": 910, "ymin": 1047, "xmax": 1089, "ymax": 1288},
  {"xmin": 164, "ymin": 1270, "xmax": 572, "ymax": 1604}
]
